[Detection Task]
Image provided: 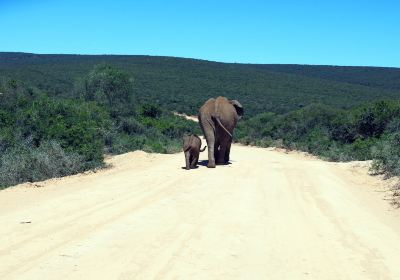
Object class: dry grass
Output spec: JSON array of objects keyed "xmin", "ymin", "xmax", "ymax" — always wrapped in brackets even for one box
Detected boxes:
[{"xmin": 390, "ymin": 183, "xmax": 400, "ymax": 208}]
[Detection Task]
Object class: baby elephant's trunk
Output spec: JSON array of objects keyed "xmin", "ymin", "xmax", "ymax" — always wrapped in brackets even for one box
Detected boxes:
[{"xmin": 200, "ymin": 146, "xmax": 207, "ymax": 152}]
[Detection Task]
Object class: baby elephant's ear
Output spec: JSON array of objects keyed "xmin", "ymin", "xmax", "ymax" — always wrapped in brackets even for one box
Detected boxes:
[{"xmin": 230, "ymin": 100, "xmax": 244, "ymax": 118}]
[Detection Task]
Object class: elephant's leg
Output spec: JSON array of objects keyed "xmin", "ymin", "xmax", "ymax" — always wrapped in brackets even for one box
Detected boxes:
[
  {"xmin": 218, "ymin": 136, "xmax": 233, "ymax": 165},
  {"xmin": 190, "ymin": 154, "xmax": 195, "ymax": 168},
  {"xmin": 190, "ymin": 153, "xmax": 199, "ymax": 168},
  {"xmin": 206, "ymin": 135, "xmax": 218, "ymax": 168},
  {"xmin": 217, "ymin": 139, "xmax": 228, "ymax": 165},
  {"xmin": 224, "ymin": 141, "xmax": 232, "ymax": 163},
  {"xmin": 185, "ymin": 151, "xmax": 191, "ymax": 170},
  {"xmin": 194, "ymin": 151, "xmax": 200, "ymax": 167},
  {"xmin": 214, "ymin": 140, "xmax": 219, "ymax": 162},
  {"xmin": 214, "ymin": 136, "xmax": 223, "ymax": 162},
  {"xmin": 217, "ymin": 146, "xmax": 227, "ymax": 164},
  {"xmin": 200, "ymin": 116, "xmax": 217, "ymax": 168}
]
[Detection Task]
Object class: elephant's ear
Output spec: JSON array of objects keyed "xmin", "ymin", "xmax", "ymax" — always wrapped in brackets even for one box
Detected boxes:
[{"xmin": 230, "ymin": 100, "xmax": 244, "ymax": 118}]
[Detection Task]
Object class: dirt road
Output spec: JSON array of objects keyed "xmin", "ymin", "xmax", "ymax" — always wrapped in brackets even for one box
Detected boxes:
[{"xmin": 1, "ymin": 144, "xmax": 400, "ymax": 279}]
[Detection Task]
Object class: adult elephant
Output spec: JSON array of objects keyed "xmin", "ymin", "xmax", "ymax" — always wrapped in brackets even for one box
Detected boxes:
[{"xmin": 198, "ymin": 96, "xmax": 244, "ymax": 168}]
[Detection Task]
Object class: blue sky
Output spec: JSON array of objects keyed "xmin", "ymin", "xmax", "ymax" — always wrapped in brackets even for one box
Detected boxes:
[{"xmin": 1, "ymin": 0, "xmax": 399, "ymax": 67}]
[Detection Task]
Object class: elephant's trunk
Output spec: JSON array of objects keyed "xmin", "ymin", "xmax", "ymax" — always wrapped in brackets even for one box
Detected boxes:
[
  {"xmin": 200, "ymin": 146, "xmax": 207, "ymax": 152},
  {"xmin": 215, "ymin": 117, "xmax": 233, "ymax": 138}
]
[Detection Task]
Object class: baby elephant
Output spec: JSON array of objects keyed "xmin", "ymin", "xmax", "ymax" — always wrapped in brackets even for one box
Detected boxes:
[{"xmin": 183, "ymin": 134, "xmax": 206, "ymax": 170}]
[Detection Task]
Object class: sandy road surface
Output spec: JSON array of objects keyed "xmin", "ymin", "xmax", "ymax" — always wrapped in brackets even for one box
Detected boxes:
[{"xmin": 1, "ymin": 144, "xmax": 400, "ymax": 280}]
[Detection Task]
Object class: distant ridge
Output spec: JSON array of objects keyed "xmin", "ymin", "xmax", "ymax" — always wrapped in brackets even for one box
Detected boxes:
[{"xmin": 1, "ymin": 52, "xmax": 400, "ymax": 116}]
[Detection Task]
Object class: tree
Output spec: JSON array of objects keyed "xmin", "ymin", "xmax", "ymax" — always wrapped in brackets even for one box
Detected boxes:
[{"xmin": 79, "ymin": 65, "xmax": 135, "ymax": 117}]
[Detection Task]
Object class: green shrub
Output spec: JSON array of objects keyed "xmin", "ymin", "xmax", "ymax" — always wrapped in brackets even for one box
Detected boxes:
[
  {"xmin": 0, "ymin": 140, "xmax": 86, "ymax": 189},
  {"xmin": 236, "ymin": 100, "xmax": 400, "ymax": 175},
  {"xmin": 140, "ymin": 104, "xmax": 162, "ymax": 118},
  {"xmin": 371, "ymin": 133, "xmax": 400, "ymax": 176},
  {"xmin": 77, "ymin": 64, "xmax": 135, "ymax": 117},
  {"xmin": 0, "ymin": 69, "xmax": 202, "ymax": 189},
  {"xmin": 19, "ymin": 96, "xmax": 111, "ymax": 165},
  {"xmin": 119, "ymin": 117, "xmax": 145, "ymax": 134},
  {"xmin": 106, "ymin": 133, "xmax": 147, "ymax": 154}
]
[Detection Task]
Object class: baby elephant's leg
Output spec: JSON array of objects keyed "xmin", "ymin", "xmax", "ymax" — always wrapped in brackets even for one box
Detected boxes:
[
  {"xmin": 190, "ymin": 151, "xmax": 199, "ymax": 168},
  {"xmin": 185, "ymin": 151, "xmax": 191, "ymax": 170}
]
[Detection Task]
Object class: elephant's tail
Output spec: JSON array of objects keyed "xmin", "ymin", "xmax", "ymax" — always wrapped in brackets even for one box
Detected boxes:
[
  {"xmin": 200, "ymin": 146, "xmax": 207, "ymax": 152},
  {"xmin": 215, "ymin": 117, "xmax": 233, "ymax": 138}
]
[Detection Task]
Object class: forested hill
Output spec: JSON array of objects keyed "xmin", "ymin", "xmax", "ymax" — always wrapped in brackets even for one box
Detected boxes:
[
  {"xmin": 254, "ymin": 64, "xmax": 400, "ymax": 92},
  {"xmin": 1, "ymin": 52, "xmax": 400, "ymax": 116}
]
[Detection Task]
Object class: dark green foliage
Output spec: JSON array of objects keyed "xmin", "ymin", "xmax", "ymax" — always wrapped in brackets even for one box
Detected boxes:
[
  {"xmin": 352, "ymin": 101, "xmax": 400, "ymax": 138},
  {"xmin": 140, "ymin": 104, "xmax": 162, "ymax": 118},
  {"xmin": 0, "ymin": 63, "xmax": 199, "ymax": 188},
  {"xmin": 18, "ymin": 97, "xmax": 111, "ymax": 164},
  {"xmin": 236, "ymin": 100, "xmax": 400, "ymax": 174},
  {"xmin": 1, "ymin": 53, "xmax": 400, "ymax": 117},
  {"xmin": 256, "ymin": 64, "xmax": 400, "ymax": 91},
  {"xmin": 76, "ymin": 64, "xmax": 135, "ymax": 117},
  {"xmin": 119, "ymin": 117, "xmax": 145, "ymax": 135},
  {"xmin": 105, "ymin": 112, "xmax": 200, "ymax": 155},
  {"xmin": 370, "ymin": 117, "xmax": 400, "ymax": 176},
  {"xmin": 0, "ymin": 88, "xmax": 111, "ymax": 188}
]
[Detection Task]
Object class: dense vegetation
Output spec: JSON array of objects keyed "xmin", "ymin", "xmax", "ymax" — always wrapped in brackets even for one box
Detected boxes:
[
  {"xmin": 1, "ymin": 52, "xmax": 400, "ymax": 188},
  {"xmin": 236, "ymin": 101, "xmax": 400, "ymax": 176},
  {"xmin": 1, "ymin": 52, "xmax": 400, "ymax": 116},
  {"xmin": 0, "ymin": 64, "xmax": 199, "ymax": 188}
]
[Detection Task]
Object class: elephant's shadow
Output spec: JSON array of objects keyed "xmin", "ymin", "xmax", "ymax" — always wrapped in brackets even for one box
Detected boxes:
[
  {"xmin": 198, "ymin": 160, "xmax": 208, "ymax": 167},
  {"xmin": 197, "ymin": 160, "xmax": 233, "ymax": 167},
  {"xmin": 180, "ymin": 160, "xmax": 234, "ymax": 170},
  {"xmin": 180, "ymin": 166, "xmax": 200, "ymax": 170}
]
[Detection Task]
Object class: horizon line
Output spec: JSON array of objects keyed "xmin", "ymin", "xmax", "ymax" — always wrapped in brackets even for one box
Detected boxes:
[{"xmin": 1, "ymin": 51, "xmax": 399, "ymax": 69}]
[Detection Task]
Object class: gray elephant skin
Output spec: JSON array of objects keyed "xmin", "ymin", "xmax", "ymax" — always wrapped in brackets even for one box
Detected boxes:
[
  {"xmin": 183, "ymin": 134, "xmax": 206, "ymax": 170},
  {"xmin": 198, "ymin": 96, "xmax": 244, "ymax": 168}
]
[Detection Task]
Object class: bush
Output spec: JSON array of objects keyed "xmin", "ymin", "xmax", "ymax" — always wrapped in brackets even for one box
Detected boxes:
[
  {"xmin": 119, "ymin": 117, "xmax": 145, "ymax": 134},
  {"xmin": 0, "ymin": 69, "xmax": 202, "ymax": 189},
  {"xmin": 371, "ymin": 133, "xmax": 400, "ymax": 176},
  {"xmin": 236, "ymin": 100, "xmax": 400, "ymax": 175},
  {"xmin": 0, "ymin": 140, "xmax": 86, "ymax": 189},
  {"xmin": 77, "ymin": 64, "xmax": 135, "ymax": 117},
  {"xmin": 19, "ymin": 96, "xmax": 111, "ymax": 165},
  {"xmin": 106, "ymin": 133, "xmax": 147, "ymax": 154},
  {"xmin": 140, "ymin": 104, "xmax": 162, "ymax": 118},
  {"xmin": 105, "ymin": 110, "xmax": 199, "ymax": 155}
]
